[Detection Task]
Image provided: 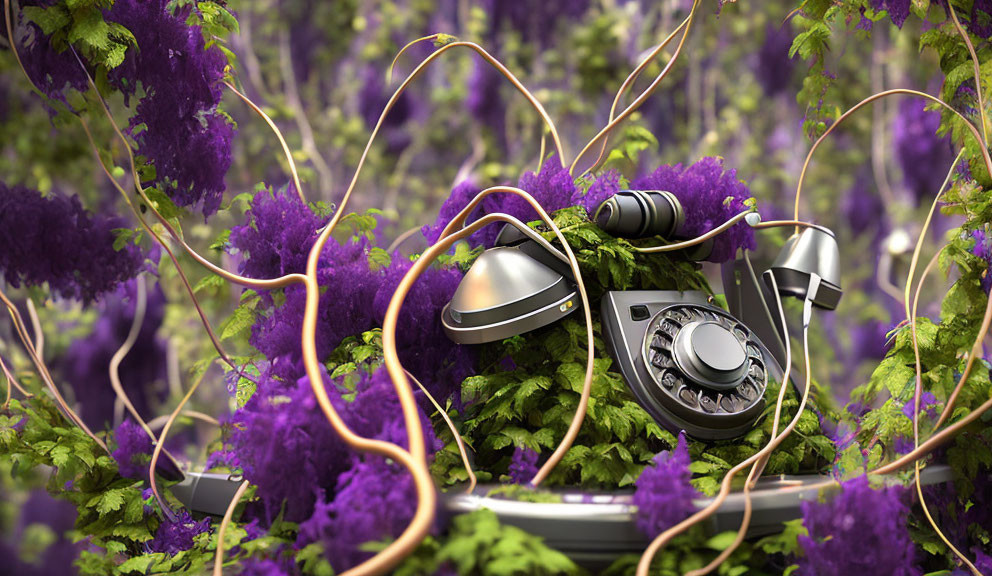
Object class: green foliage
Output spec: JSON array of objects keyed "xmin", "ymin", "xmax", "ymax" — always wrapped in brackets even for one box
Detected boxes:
[{"xmin": 415, "ymin": 508, "xmax": 584, "ymax": 575}]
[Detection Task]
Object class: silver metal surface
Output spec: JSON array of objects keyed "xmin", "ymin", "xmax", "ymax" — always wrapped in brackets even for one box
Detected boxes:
[
  {"xmin": 441, "ymin": 246, "xmax": 578, "ymax": 344},
  {"xmin": 442, "ymin": 465, "xmax": 953, "ymax": 568},
  {"xmin": 767, "ymin": 227, "xmax": 842, "ymax": 310}
]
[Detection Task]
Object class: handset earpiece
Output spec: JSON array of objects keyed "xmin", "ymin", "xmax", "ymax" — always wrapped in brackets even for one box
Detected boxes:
[
  {"xmin": 765, "ymin": 225, "xmax": 843, "ymax": 310},
  {"xmin": 442, "ymin": 215, "xmax": 580, "ymax": 344},
  {"xmin": 593, "ymin": 190, "xmax": 685, "ymax": 239}
]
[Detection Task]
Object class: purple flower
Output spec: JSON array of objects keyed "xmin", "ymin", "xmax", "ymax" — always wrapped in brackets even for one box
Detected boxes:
[
  {"xmin": 798, "ymin": 475, "xmax": 920, "ymax": 576},
  {"xmin": 422, "ymin": 180, "xmax": 484, "ymax": 245},
  {"xmin": 112, "ymin": 418, "xmax": 153, "ymax": 479},
  {"xmin": 423, "ymin": 156, "xmax": 579, "ymax": 248},
  {"xmin": 893, "ymin": 99, "xmax": 955, "ymax": 206},
  {"xmin": 250, "ymin": 238, "xmax": 379, "ymax": 382},
  {"xmin": 238, "ymin": 558, "xmax": 297, "ymax": 576},
  {"xmin": 632, "ymin": 433, "xmax": 699, "ymax": 536},
  {"xmin": 508, "ymin": 446, "xmax": 539, "ymax": 484},
  {"xmin": 467, "ymin": 61, "xmax": 507, "ymax": 143},
  {"xmin": 869, "ymin": 0, "xmax": 912, "ymax": 28},
  {"xmin": 0, "ymin": 184, "xmax": 145, "ymax": 302},
  {"xmin": 901, "ymin": 391, "xmax": 938, "ymax": 420},
  {"xmin": 147, "ymin": 510, "xmax": 211, "ymax": 555},
  {"xmin": 841, "ymin": 170, "xmax": 885, "ymax": 238},
  {"xmin": 572, "ymin": 170, "xmax": 622, "ymax": 217},
  {"xmin": 13, "ymin": 12, "xmax": 88, "ymax": 108},
  {"xmin": 754, "ymin": 24, "xmax": 796, "ymax": 96},
  {"xmin": 105, "ymin": 0, "xmax": 234, "ymax": 217},
  {"xmin": 358, "ymin": 64, "xmax": 414, "ymax": 155},
  {"xmin": 971, "ymin": 229, "xmax": 992, "ymax": 293},
  {"xmin": 479, "ymin": 0, "xmax": 590, "ymax": 48},
  {"xmin": 972, "ymin": 0, "xmax": 992, "ymax": 39},
  {"xmin": 633, "ymin": 157, "xmax": 756, "ymax": 262},
  {"xmin": 296, "ymin": 454, "xmax": 419, "ymax": 573},
  {"xmin": 1, "ymin": 490, "xmax": 81, "ymax": 576},
  {"xmin": 226, "ymin": 373, "xmax": 350, "ymax": 523},
  {"xmin": 59, "ymin": 279, "xmax": 168, "ymax": 430},
  {"xmin": 229, "ymin": 183, "xmax": 322, "ymax": 279}
]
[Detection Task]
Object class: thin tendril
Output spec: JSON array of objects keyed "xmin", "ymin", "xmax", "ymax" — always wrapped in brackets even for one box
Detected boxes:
[
  {"xmin": 581, "ymin": 14, "xmax": 691, "ymax": 178},
  {"xmin": 213, "ymin": 479, "xmax": 250, "ymax": 576},
  {"xmin": 948, "ymin": 3, "xmax": 990, "ymax": 144},
  {"xmin": 222, "ymin": 80, "xmax": 306, "ymax": 204},
  {"xmin": 793, "ymin": 89, "xmax": 992, "ymax": 232},
  {"xmin": 569, "ymin": 0, "xmax": 699, "ymax": 177},
  {"xmin": 148, "ymin": 359, "xmax": 213, "ymax": 523},
  {"xmin": 25, "ymin": 298, "xmax": 43, "ymax": 359},
  {"xmin": 405, "ymin": 369, "xmax": 477, "ymax": 494},
  {"xmin": 0, "ymin": 286, "xmax": 108, "ymax": 452}
]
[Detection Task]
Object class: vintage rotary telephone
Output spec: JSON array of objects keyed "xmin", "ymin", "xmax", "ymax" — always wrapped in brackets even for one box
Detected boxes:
[{"xmin": 441, "ymin": 189, "xmax": 843, "ymax": 440}]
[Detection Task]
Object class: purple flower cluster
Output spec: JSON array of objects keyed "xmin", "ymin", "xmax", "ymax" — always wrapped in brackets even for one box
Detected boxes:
[
  {"xmin": 229, "ymin": 184, "xmax": 322, "ymax": 280},
  {"xmin": 358, "ymin": 64, "xmax": 415, "ymax": 155},
  {"xmin": 423, "ymin": 156, "xmax": 620, "ymax": 248},
  {"xmin": 971, "ymin": 229, "xmax": 992, "ymax": 293},
  {"xmin": 224, "ymin": 372, "xmax": 350, "ymax": 522},
  {"xmin": 294, "ymin": 380, "xmax": 439, "ymax": 572},
  {"xmin": 0, "ymin": 183, "xmax": 144, "ymax": 302},
  {"xmin": 147, "ymin": 510, "xmax": 211, "ymax": 555},
  {"xmin": 112, "ymin": 418, "xmax": 153, "ymax": 479},
  {"xmin": 971, "ymin": 0, "xmax": 992, "ymax": 39},
  {"xmin": 632, "ymin": 433, "xmax": 699, "ymax": 536},
  {"xmin": 60, "ymin": 279, "xmax": 168, "ymax": 430},
  {"xmin": 508, "ymin": 446, "xmax": 539, "ymax": 484},
  {"xmin": 225, "ymin": 367, "xmax": 439, "ymax": 525},
  {"xmin": 633, "ymin": 157, "xmax": 756, "ymax": 262},
  {"xmin": 479, "ymin": 0, "xmax": 590, "ymax": 47},
  {"xmin": 13, "ymin": 7, "xmax": 88, "ymax": 108},
  {"xmin": 798, "ymin": 475, "xmax": 919, "ymax": 576},
  {"xmin": 893, "ymin": 99, "xmax": 955, "ymax": 206},
  {"xmin": 105, "ymin": 0, "xmax": 234, "ymax": 217},
  {"xmin": 250, "ymin": 237, "xmax": 379, "ymax": 381},
  {"xmin": 902, "ymin": 391, "xmax": 938, "ymax": 420}
]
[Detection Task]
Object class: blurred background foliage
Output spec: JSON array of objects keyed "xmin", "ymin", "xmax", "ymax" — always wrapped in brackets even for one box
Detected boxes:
[{"xmin": 0, "ymin": 0, "xmax": 976, "ymax": 573}]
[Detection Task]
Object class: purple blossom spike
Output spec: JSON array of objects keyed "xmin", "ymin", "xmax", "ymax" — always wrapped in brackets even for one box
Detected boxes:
[
  {"xmin": 112, "ymin": 418, "xmax": 152, "ymax": 479},
  {"xmin": 797, "ymin": 475, "xmax": 920, "ymax": 575},
  {"xmin": 296, "ymin": 455, "xmax": 419, "ymax": 572},
  {"xmin": 971, "ymin": 229, "xmax": 992, "ymax": 293},
  {"xmin": 105, "ymin": 0, "xmax": 234, "ymax": 217},
  {"xmin": 226, "ymin": 373, "xmax": 349, "ymax": 523},
  {"xmin": 14, "ymin": 15, "xmax": 88, "ymax": 107},
  {"xmin": 754, "ymin": 24, "xmax": 796, "ymax": 96},
  {"xmin": 147, "ymin": 510, "xmax": 211, "ymax": 555},
  {"xmin": 901, "ymin": 391, "xmax": 938, "ymax": 420},
  {"xmin": 632, "ymin": 433, "xmax": 699, "ymax": 536},
  {"xmin": 633, "ymin": 157, "xmax": 756, "ymax": 262},
  {"xmin": 229, "ymin": 183, "xmax": 322, "ymax": 279},
  {"xmin": 422, "ymin": 180, "xmax": 484, "ymax": 245},
  {"xmin": 508, "ymin": 446, "xmax": 539, "ymax": 484},
  {"xmin": 0, "ymin": 183, "xmax": 145, "ymax": 302},
  {"xmin": 869, "ymin": 0, "xmax": 912, "ymax": 28}
]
